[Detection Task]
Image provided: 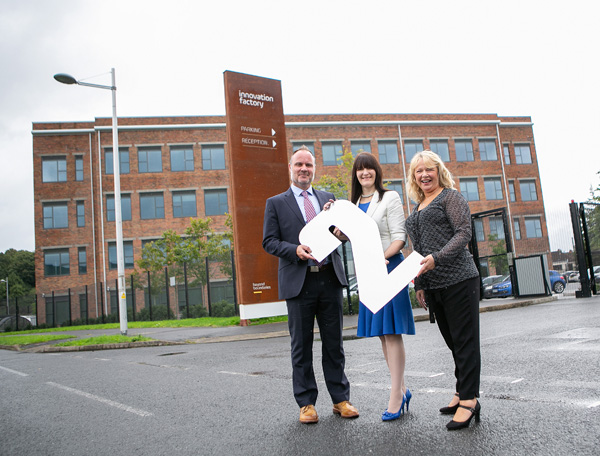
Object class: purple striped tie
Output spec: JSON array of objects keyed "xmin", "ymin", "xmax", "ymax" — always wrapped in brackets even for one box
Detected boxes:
[
  {"xmin": 302, "ymin": 190, "xmax": 317, "ymax": 222},
  {"xmin": 302, "ymin": 191, "xmax": 324, "ymax": 267}
]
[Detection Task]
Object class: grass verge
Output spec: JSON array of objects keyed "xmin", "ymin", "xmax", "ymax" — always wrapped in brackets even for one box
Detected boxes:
[
  {"xmin": 54, "ymin": 334, "xmax": 153, "ymax": 347},
  {"xmin": 0, "ymin": 334, "xmax": 77, "ymax": 346},
  {"xmin": 2, "ymin": 315, "xmax": 288, "ymax": 336}
]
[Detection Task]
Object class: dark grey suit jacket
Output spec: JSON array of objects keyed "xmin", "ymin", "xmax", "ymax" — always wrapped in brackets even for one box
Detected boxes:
[{"xmin": 262, "ymin": 187, "xmax": 348, "ymax": 300}]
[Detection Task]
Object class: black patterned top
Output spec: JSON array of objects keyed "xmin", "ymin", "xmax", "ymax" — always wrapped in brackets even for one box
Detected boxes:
[{"xmin": 405, "ymin": 188, "xmax": 479, "ymax": 291}]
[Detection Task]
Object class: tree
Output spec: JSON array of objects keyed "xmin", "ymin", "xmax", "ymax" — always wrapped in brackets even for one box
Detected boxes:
[
  {"xmin": 0, "ymin": 249, "xmax": 35, "ymax": 301},
  {"xmin": 314, "ymin": 147, "xmax": 354, "ymax": 199},
  {"xmin": 585, "ymin": 174, "xmax": 600, "ymax": 251},
  {"xmin": 135, "ymin": 215, "xmax": 233, "ymax": 290},
  {"xmin": 488, "ymin": 234, "xmax": 508, "ymax": 275}
]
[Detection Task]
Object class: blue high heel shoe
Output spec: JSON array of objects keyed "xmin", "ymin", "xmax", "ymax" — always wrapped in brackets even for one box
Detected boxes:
[
  {"xmin": 381, "ymin": 408, "xmax": 402, "ymax": 421},
  {"xmin": 404, "ymin": 388, "xmax": 412, "ymax": 413},
  {"xmin": 382, "ymin": 389, "xmax": 410, "ymax": 421}
]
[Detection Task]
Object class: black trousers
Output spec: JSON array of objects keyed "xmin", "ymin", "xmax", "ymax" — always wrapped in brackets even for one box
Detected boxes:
[
  {"xmin": 426, "ymin": 277, "xmax": 481, "ymax": 400},
  {"xmin": 286, "ymin": 267, "xmax": 350, "ymax": 407}
]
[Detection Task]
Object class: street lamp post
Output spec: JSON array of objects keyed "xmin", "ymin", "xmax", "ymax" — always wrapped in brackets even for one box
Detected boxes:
[
  {"xmin": 54, "ymin": 69, "xmax": 128, "ymax": 335},
  {"xmin": 0, "ymin": 278, "xmax": 8, "ymax": 315}
]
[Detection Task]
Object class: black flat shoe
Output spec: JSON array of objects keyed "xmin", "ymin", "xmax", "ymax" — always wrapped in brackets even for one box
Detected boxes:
[
  {"xmin": 446, "ymin": 401, "xmax": 480, "ymax": 431},
  {"xmin": 439, "ymin": 393, "xmax": 460, "ymax": 415}
]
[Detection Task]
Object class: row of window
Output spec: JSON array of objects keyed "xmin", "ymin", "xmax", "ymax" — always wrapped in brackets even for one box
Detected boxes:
[
  {"xmin": 43, "ymin": 175, "xmax": 537, "ymax": 232},
  {"xmin": 42, "ymin": 189, "xmax": 228, "ymax": 229},
  {"xmin": 44, "ymin": 243, "xmax": 148, "ymax": 277},
  {"xmin": 44, "ymin": 214, "xmax": 542, "ymax": 277},
  {"xmin": 105, "ymin": 145, "xmax": 225, "ymax": 175},
  {"xmin": 377, "ymin": 178, "xmax": 537, "ymax": 207},
  {"xmin": 41, "ymin": 144, "xmax": 226, "ymax": 182},
  {"xmin": 460, "ymin": 178, "xmax": 538, "ymax": 202},
  {"xmin": 291, "ymin": 139, "xmax": 533, "ymax": 166},
  {"xmin": 45, "ymin": 236, "xmax": 227, "ymax": 277},
  {"xmin": 41, "ymin": 138, "xmax": 533, "ymax": 185},
  {"xmin": 473, "ymin": 216, "xmax": 543, "ymax": 242}
]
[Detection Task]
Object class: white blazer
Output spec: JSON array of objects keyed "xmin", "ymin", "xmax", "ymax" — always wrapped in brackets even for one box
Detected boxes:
[{"xmin": 356, "ymin": 190, "xmax": 407, "ymax": 252}]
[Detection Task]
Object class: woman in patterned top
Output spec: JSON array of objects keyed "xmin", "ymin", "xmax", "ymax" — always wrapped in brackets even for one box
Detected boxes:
[{"xmin": 405, "ymin": 150, "xmax": 481, "ymax": 431}]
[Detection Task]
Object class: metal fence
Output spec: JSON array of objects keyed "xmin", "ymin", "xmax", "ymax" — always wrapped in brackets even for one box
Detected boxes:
[
  {"xmin": 0, "ymin": 294, "xmax": 37, "ymax": 331},
  {"xmin": 35, "ymin": 258, "xmax": 237, "ymax": 328}
]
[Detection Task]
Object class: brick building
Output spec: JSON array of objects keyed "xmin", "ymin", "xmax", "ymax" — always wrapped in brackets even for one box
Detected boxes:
[{"xmin": 32, "ymin": 113, "xmax": 549, "ymax": 325}]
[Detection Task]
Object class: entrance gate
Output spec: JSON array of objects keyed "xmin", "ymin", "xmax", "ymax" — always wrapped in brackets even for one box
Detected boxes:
[
  {"xmin": 469, "ymin": 207, "xmax": 513, "ymax": 299},
  {"xmin": 569, "ymin": 201, "xmax": 599, "ymax": 298}
]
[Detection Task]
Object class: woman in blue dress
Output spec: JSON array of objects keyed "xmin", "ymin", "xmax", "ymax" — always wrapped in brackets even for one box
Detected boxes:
[{"xmin": 345, "ymin": 152, "xmax": 415, "ymax": 421}]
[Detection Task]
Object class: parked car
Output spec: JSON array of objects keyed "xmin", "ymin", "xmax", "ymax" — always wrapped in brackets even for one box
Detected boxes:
[
  {"xmin": 482, "ymin": 275, "xmax": 505, "ymax": 298},
  {"xmin": 549, "ymin": 270, "xmax": 566, "ymax": 293},
  {"xmin": 562, "ymin": 271, "xmax": 577, "ymax": 283},
  {"xmin": 571, "ymin": 266, "xmax": 600, "ymax": 283},
  {"xmin": 490, "ymin": 275, "xmax": 512, "ymax": 298},
  {"xmin": 482, "ymin": 275, "xmax": 503, "ymax": 287},
  {"xmin": 0, "ymin": 315, "xmax": 35, "ymax": 332},
  {"xmin": 490, "ymin": 271, "xmax": 566, "ymax": 297}
]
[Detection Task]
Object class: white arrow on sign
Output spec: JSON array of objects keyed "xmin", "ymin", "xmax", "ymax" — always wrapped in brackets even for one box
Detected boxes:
[
  {"xmin": 299, "ymin": 200, "xmax": 423, "ymax": 314},
  {"xmin": 271, "ymin": 128, "xmax": 276, "ymax": 136},
  {"xmin": 273, "ymin": 140, "xmax": 277, "ymax": 147}
]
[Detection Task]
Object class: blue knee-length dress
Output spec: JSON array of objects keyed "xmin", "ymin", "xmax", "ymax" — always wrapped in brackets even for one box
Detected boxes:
[{"xmin": 356, "ymin": 203, "xmax": 416, "ymax": 337}]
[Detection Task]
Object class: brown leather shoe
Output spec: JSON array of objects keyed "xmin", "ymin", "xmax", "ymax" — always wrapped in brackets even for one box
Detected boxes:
[
  {"xmin": 332, "ymin": 401, "xmax": 359, "ymax": 418},
  {"xmin": 299, "ymin": 405, "xmax": 319, "ymax": 424}
]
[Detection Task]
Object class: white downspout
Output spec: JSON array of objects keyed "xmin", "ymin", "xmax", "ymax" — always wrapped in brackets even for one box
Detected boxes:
[
  {"xmin": 97, "ymin": 131, "xmax": 108, "ymax": 316},
  {"xmin": 89, "ymin": 133, "xmax": 98, "ymax": 317},
  {"xmin": 497, "ymin": 123, "xmax": 516, "ymax": 257},
  {"xmin": 397, "ymin": 124, "xmax": 410, "ymax": 211}
]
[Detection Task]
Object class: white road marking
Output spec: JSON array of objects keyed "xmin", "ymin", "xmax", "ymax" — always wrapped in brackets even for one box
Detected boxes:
[
  {"xmin": 429, "ymin": 372, "xmax": 445, "ymax": 378},
  {"xmin": 588, "ymin": 401, "xmax": 600, "ymax": 408},
  {"xmin": 46, "ymin": 382, "xmax": 153, "ymax": 417},
  {"xmin": 0, "ymin": 365, "xmax": 29, "ymax": 377},
  {"xmin": 481, "ymin": 375, "xmax": 525, "ymax": 383},
  {"xmin": 218, "ymin": 371, "xmax": 260, "ymax": 377},
  {"xmin": 351, "ymin": 361, "xmax": 384, "ymax": 369}
]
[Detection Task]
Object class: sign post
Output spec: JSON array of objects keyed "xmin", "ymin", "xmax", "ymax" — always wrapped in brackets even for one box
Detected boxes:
[{"xmin": 224, "ymin": 71, "xmax": 289, "ymax": 321}]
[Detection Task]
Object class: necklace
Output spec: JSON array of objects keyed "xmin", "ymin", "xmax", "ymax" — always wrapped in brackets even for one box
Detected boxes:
[
  {"xmin": 361, "ymin": 192, "xmax": 375, "ymax": 198},
  {"xmin": 422, "ymin": 188, "xmax": 443, "ymax": 205}
]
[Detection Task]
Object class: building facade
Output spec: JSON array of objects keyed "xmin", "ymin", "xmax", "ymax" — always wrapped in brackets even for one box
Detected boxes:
[{"xmin": 32, "ymin": 113, "xmax": 549, "ymax": 325}]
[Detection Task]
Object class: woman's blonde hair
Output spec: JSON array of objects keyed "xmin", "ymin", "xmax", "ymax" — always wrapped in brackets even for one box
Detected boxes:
[{"xmin": 407, "ymin": 150, "xmax": 455, "ymax": 203}]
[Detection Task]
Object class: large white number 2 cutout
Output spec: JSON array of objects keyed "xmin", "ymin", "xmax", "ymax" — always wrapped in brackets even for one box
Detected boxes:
[{"xmin": 299, "ymin": 200, "xmax": 424, "ymax": 314}]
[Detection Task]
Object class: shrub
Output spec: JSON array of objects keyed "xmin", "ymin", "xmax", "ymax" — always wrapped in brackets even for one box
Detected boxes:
[
  {"xmin": 210, "ymin": 300, "xmax": 236, "ymax": 318},
  {"xmin": 342, "ymin": 294, "xmax": 359, "ymax": 315},
  {"xmin": 187, "ymin": 304, "xmax": 209, "ymax": 318},
  {"xmin": 409, "ymin": 288, "xmax": 419, "ymax": 308}
]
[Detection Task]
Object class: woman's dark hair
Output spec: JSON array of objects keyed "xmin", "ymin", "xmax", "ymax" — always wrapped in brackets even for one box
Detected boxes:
[{"xmin": 350, "ymin": 152, "xmax": 388, "ymax": 204}]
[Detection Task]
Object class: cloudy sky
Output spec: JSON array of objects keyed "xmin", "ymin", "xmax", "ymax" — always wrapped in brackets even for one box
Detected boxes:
[{"xmin": 1, "ymin": 0, "xmax": 598, "ymax": 253}]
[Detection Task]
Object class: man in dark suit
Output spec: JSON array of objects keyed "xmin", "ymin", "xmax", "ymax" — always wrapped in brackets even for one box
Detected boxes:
[{"xmin": 262, "ymin": 146, "xmax": 359, "ymax": 424}]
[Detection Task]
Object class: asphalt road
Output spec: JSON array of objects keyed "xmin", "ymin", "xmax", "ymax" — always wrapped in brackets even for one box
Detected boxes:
[{"xmin": 1, "ymin": 295, "xmax": 599, "ymax": 455}]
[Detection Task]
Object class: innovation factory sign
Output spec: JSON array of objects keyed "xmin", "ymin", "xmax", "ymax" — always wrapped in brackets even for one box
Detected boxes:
[{"xmin": 223, "ymin": 71, "xmax": 289, "ymax": 320}]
